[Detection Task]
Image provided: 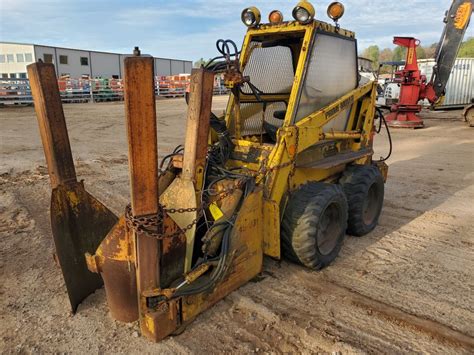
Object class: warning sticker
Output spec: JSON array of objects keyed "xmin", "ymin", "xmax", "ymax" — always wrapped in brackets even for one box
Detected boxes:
[{"xmin": 209, "ymin": 202, "xmax": 224, "ymax": 220}]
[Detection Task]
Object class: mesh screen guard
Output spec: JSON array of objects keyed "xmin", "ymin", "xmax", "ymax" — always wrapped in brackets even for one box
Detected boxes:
[{"xmin": 229, "ymin": 41, "xmax": 296, "ymax": 137}]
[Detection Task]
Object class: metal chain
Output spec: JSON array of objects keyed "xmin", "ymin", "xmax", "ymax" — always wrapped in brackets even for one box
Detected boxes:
[
  {"xmin": 162, "ymin": 206, "xmax": 198, "ymax": 214},
  {"xmin": 128, "ymin": 128, "xmax": 300, "ymax": 240},
  {"xmin": 125, "ymin": 185, "xmax": 239, "ymax": 240}
]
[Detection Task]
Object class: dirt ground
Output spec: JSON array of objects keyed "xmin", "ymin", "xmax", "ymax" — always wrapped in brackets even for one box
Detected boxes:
[{"xmin": 1, "ymin": 97, "xmax": 473, "ymax": 353}]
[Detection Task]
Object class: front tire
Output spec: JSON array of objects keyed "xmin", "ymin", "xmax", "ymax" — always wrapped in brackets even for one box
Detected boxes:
[
  {"xmin": 340, "ymin": 164, "xmax": 384, "ymax": 237},
  {"xmin": 281, "ymin": 183, "xmax": 348, "ymax": 270}
]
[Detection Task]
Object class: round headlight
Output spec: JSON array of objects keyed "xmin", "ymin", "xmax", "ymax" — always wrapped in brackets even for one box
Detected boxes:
[
  {"xmin": 292, "ymin": 1, "xmax": 315, "ymax": 24},
  {"xmin": 241, "ymin": 7, "xmax": 261, "ymax": 27},
  {"xmin": 327, "ymin": 2, "xmax": 345, "ymax": 21},
  {"xmin": 269, "ymin": 10, "xmax": 284, "ymax": 25}
]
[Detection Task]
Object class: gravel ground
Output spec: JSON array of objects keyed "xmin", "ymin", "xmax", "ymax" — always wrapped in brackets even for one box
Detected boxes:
[{"xmin": 1, "ymin": 97, "xmax": 473, "ymax": 353}]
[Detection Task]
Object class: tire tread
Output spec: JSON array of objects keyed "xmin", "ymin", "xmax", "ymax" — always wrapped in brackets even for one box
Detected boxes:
[
  {"xmin": 281, "ymin": 183, "xmax": 348, "ymax": 269},
  {"xmin": 340, "ymin": 164, "xmax": 384, "ymax": 236}
]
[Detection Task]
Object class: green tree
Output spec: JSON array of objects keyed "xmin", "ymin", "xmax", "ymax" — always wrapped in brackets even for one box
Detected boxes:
[
  {"xmin": 416, "ymin": 46, "xmax": 427, "ymax": 60},
  {"xmin": 362, "ymin": 45, "xmax": 380, "ymax": 69},
  {"xmin": 379, "ymin": 48, "xmax": 393, "ymax": 63},
  {"xmin": 425, "ymin": 42, "xmax": 438, "ymax": 59},
  {"xmin": 392, "ymin": 46, "xmax": 407, "ymax": 62},
  {"xmin": 458, "ymin": 37, "xmax": 474, "ymax": 58},
  {"xmin": 378, "ymin": 48, "xmax": 394, "ymax": 74}
]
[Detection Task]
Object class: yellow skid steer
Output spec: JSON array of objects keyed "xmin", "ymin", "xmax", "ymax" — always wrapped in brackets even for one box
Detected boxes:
[{"xmin": 29, "ymin": 1, "xmax": 390, "ymax": 342}]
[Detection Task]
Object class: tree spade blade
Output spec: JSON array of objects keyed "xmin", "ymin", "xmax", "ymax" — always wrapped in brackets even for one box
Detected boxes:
[{"xmin": 50, "ymin": 182, "xmax": 118, "ymax": 312}]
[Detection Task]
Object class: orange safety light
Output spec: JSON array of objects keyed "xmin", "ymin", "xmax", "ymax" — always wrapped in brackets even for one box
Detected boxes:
[
  {"xmin": 269, "ymin": 10, "xmax": 284, "ymax": 24},
  {"xmin": 327, "ymin": 2, "xmax": 345, "ymax": 21}
]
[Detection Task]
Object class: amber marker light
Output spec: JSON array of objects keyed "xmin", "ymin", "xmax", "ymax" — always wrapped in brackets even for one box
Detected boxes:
[
  {"xmin": 269, "ymin": 10, "xmax": 284, "ymax": 25},
  {"xmin": 327, "ymin": 2, "xmax": 345, "ymax": 22}
]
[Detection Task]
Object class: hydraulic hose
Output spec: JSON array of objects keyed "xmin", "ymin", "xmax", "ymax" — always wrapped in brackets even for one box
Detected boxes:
[
  {"xmin": 375, "ymin": 108, "xmax": 392, "ymax": 162},
  {"xmin": 205, "ymin": 39, "xmax": 240, "ymax": 71},
  {"xmin": 173, "ymin": 175, "xmax": 254, "ymax": 297},
  {"xmin": 173, "ymin": 220, "xmax": 232, "ymax": 297}
]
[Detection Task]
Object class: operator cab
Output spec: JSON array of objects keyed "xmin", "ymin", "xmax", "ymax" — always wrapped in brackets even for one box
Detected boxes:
[
  {"xmin": 223, "ymin": 2, "xmax": 359, "ymax": 147},
  {"xmin": 207, "ymin": 2, "xmax": 362, "ymax": 174}
]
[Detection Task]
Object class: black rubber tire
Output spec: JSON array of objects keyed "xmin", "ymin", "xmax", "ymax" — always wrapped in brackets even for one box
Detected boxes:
[
  {"xmin": 281, "ymin": 183, "xmax": 348, "ymax": 270},
  {"xmin": 340, "ymin": 164, "xmax": 384, "ymax": 237}
]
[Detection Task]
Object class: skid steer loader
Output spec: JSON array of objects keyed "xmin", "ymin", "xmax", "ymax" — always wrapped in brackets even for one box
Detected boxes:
[{"xmin": 28, "ymin": 1, "xmax": 389, "ymax": 342}]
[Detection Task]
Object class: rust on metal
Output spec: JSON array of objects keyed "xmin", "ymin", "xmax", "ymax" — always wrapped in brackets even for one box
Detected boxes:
[
  {"xmin": 86, "ymin": 217, "xmax": 138, "ymax": 322},
  {"xmin": 124, "ymin": 56, "xmax": 159, "ymax": 218},
  {"xmin": 182, "ymin": 68, "xmax": 215, "ymax": 187},
  {"xmin": 28, "ymin": 62, "xmax": 76, "ymax": 188},
  {"xmin": 159, "ymin": 215, "xmax": 186, "ymax": 289},
  {"xmin": 123, "ymin": 55, "xmax": 160, "ymax": 295},
  {"xmin": 158, "ymin": 169, "xmax": 176, "ymax": 196},
  {"xmin": 123, "ymin": 54, "xmax": 187, "ymax": 340},
  {"xmin": 49, "ymin": 182, "xmax": 117, "ymax": 312},
  {"xmin": 171, "ymin": 155, "xmax": 183, "ymax": 169},
  {"xmin": 143, "ymin": 299, "xmax": 180, "ymax": 342},
  {"xmin": 28, "ymin": 62, "xmax": 117, "ymax": 313},
  {"xmin": 374, "ymin": 161, "xmax": 389, "ymax": 183}
]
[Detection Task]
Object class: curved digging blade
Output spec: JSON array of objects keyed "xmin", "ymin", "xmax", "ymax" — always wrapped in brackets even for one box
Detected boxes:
[{"xmin": 50, "ymin": 182, "xmax": 118, "ymax": 313}]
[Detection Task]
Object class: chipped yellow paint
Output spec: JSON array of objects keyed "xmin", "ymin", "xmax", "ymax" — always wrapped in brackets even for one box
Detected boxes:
[
  {"xmin": 66, "ymin": 190, "xmax": 80, "ymax": 209},
  {"xmin": 182, "ymin": 189, "xmax": 263, "ymax": 322},
  {"xmin": 144, "ymin": 313, "xmax": 156, "ymax": 335},
  {"xmin": 85, "ymin": 216, "xmax": 132, "ymax": 275},
  {"xmin": 262, "ymin": 199, "xmax": 280, "ymax": 258}
]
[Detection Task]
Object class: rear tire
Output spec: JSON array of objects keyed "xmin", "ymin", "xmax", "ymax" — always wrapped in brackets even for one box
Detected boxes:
[
  {"xmin": 281, "ymin": 183, "xmax": 348, "ymax": 270},
  {"xmin": 464, "ymin": 105, "xmax": 474, "ymax": 127},
  {"xmin": 340, "ymin": 164, "xmax": 384, "ymax": 237}
]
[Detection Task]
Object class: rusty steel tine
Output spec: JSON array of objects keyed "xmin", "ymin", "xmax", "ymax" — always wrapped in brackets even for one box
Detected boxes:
[
  {"xmin": 123, "ymin": 54, "xmax": 160, "ymax": 295},
  {"xmin": 27, "ymin": 62, "xmax": 77, "ymax": 188},
  {"xmin": 182, "ymin": 68, "xmax": 214, "ymax": 187}
]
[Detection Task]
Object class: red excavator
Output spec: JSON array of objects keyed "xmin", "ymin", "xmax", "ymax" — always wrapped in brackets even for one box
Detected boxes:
[{"xmin": 385, "ymin": 0, "xmax": 473, "ymax": 128}]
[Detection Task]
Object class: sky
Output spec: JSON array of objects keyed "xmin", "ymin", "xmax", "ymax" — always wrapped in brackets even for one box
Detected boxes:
[{"xmin": 0, "ymin": 0, "xmax": 472, "ymax": 61}]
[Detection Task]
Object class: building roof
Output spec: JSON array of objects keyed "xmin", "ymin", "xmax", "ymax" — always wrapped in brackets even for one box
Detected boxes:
[{"xmin": 0, "ymin": 41, "xmax": 191, "ymax": 63}]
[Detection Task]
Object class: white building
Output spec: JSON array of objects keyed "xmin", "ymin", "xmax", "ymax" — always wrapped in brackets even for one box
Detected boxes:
[{"xmin": 0, "ymin": 42, "xmax": 193, "ymax": 79}]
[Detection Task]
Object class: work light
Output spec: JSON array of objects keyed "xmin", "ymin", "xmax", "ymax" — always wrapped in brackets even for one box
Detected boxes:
[
  {"xmin": 241, "ymin": 7, "xmax": 261, "ymax": 27},
  {"xmin": 292, "ymin": 1, "xmax": 315, "ymax": 24},
  {"xmin": 327, "ymin": 2, "xmax": 345, "ymax": 21}
]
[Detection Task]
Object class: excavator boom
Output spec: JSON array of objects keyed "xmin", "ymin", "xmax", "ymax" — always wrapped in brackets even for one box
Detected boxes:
[{"xmin": 431, "ymin": 0, "xmax": 473, "ymax": 99}]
